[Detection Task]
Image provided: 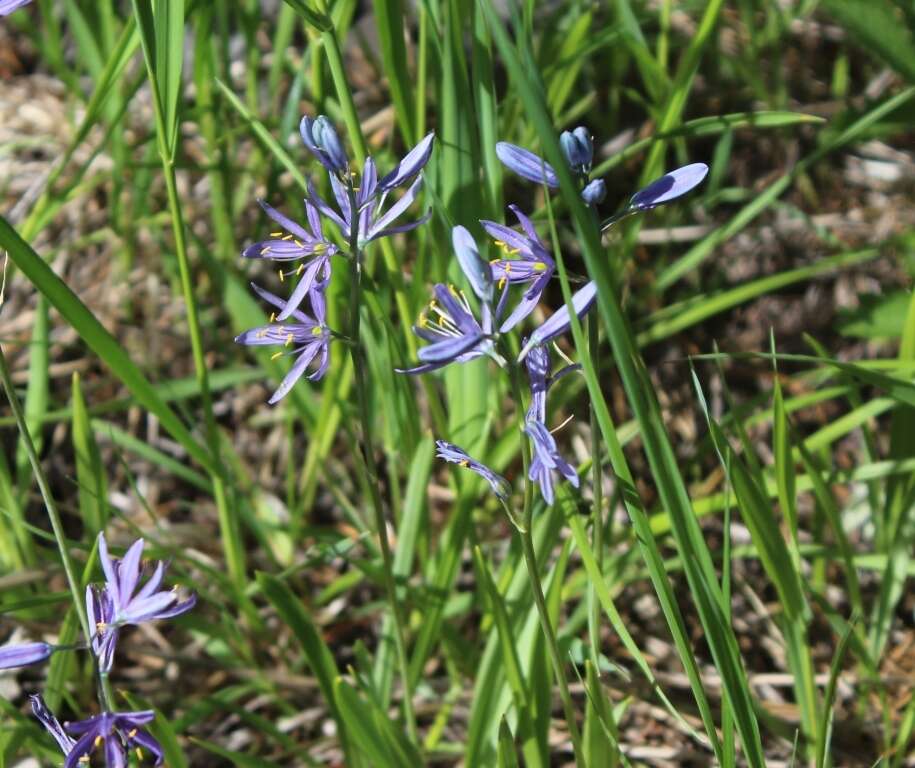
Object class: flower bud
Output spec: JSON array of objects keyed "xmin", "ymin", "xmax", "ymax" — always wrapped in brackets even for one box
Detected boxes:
[
  {"xmin": 560, "ymin": 127, "xmax": 593, "ymax": 172},
  {"xmin": 0, "ymin": 641, "xmax": 53, "ymax": 670},
  {"xmin": 581, "ymin": 178, "xmax": 607, "ymax": 206}
]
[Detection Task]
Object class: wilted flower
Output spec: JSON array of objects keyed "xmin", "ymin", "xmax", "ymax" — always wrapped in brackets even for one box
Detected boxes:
[
  {"xmin": 243, "ymin": 199, "xmax": 336, "ymax": 320},
  {"xmin": 523, "ymin": 343, "xmax": 579, "ymax": 425},
  {"xmin": 89, "ymin": 533, "xmax": 196, "ymax": 672},
  {"xmin": 480, "ymin": 205, "xmax": 555, "ymax": 333},
  {"xmin": 32, "ymin": 697, "xmax": 164, "ymax": 768},
  {"xmin": 435, "ymin": 441, "xmax": 511, "ymax": 500},
  {"xmin": 628, "ymin": 163, "xmax": 708, "ymax": 211},
  {"xmin": 518, "ymin": 281, "xmax": 597, "ymax": 361},
  {"xmin": 525, "ymin": 419, "xmax": 579, "ymax": 506},
  {"xmin": 236, "ymin": 284, "xmax": 333, "ymax": 402},
  {"xmin": 30, "ymin": 695, "xmax": 75, "ymax": 755},
  {"xmin": 0, "ymin": 641, "xmax": 53, "ymax": 670}
]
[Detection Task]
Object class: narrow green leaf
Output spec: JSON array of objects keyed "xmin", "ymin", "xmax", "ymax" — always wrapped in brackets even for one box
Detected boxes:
[
  {"xmin": 153, "ymin": 0, "xmax": 185, "ymax": 155},
  {"xmin": 72, "ymin": 372, "xmax": 108, "ymax": 535}
]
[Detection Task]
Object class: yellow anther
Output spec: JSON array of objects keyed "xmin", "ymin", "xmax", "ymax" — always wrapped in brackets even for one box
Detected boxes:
[
  {"xmin": 498, "ymin": 278, "xmax": 506, "ymax": 290},
  {"xmin": 285, "ymin": 333, "xmax": 294, "ymax": 347},
  {"xmin": 271, "ymin": 351, "xmax": 283, "ymax": 360},
  {"xmin": 504, "ymin": 263, "xmax": 512, "ymax": 273},
  {"xmin": 136, "ymin": 748, "xmax": 143, "ymax": 760},
  {"xmin": 128, "ymin": 729, "xmax": 138, "ymax": 738},
  {"xmin": 533, "ymin": 262, "xmax": 547, "ymax": 272},
  {"xmin": 314, "ymin": 243, "xmax": 327, "ymax": 253},
  {"xmin": 269, "ymin": 312, "xmax": 276, "ymax": 322},
  {"xmin": 282, "ymin": 234, "xmax": 294, "ymax": 241},
  {"xmin": 278, "ymin": 270, "xmax": 285, "ymax": 282},
  {"xmin": 297, "ymin": 264, "xmax": 305, "ymax": 275},
  {"xmin": 494, "ymin": 239, "xmax": 505, "ymax": 248},
  {"xmin": 490, "ymin": 258, "xmax": 500, "ymax": 265},
  {"xmin": 94, "ymin": 735, "xmax": 103, "ymax": 748},
  {"xmin": 270, "ymin": 231, "xmax": 283, "ymax": 237},
  {"xmin": 96, "ymin": 621, "xmax": 107, "ymax": 633},
  {"xmin": 294, "ymin": 239, "xmax": 305, "ymax": 248},
  {"xmin": 459, "ymin": 459, "xmax": 469, "ymax": 467}
]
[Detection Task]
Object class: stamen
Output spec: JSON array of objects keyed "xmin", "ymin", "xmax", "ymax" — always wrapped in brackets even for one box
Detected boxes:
[
  {"xmin": 311, "ymin": 326, "xmax": 323, "ymax": 336},
  {"xmin": 270, "ymin": 231, "xmax": 284, "ymax": 237},
  {"xmin": 459, "ymin": 459, "xmax": 469, "ymax": 467},
  {"xmin": 271, "ymin": 351, "xmax": 284, "ymax": 360},
  {"xmin": 269, "ymin": 312, "xmax": 276, "ymax": 323},
  {"xmin": 550, "ymin": 414, "xmax": 574, "ymax": 434},
  {"xmin": 94, "ymin": 735, "xmax": 103, "ymax": 748},
  {"xmin": 297, "ymin": 264, "xmax": 305, "ymax": 275},
  {"xmin": 128, "ymin": 729, "xmax": 138, "ymax": 738},
  {"xmin": 278, "ymin": 270, "xmax": 285, "ymax": 282},
  {"xmin": 498, "ymin": 277, "xmax": 506, "ymax": 290},
  {"xmin": 285, "ymin": 333, "xmax": 294, "ymax": 347},
  {"xmin": 533, "ymin": 262, "xmax": 547, "ymax": 272},
  {"xmin": 294, "ymin": 239, "xmax": 305, "ymax": 248},
  {"xmin": 281, "ymin": 234, "xmax": 294, "ymax": 241}
]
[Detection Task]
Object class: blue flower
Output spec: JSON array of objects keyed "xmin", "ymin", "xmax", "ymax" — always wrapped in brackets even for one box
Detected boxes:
[
  {"xmin": 300, "ymin": 115, "xmax": 349, "ymax": 175},
  {"xmin": 89, "ymin": 533, "xmax": 196, "ymax": 673},
  {"xmin": 0, "ymin": 641, "xmax": 53, "ymax": 670},
  {"xmin": 525, "ymin": 419, "xmax": 579, "ymax": 506},
  {"xmin": 0, "ymin": 0, "xmax": 31, "ymax": 15},
  {"xmin": 243, "ymin": 199, "xmax": 337, "ymax": 321},
  {"xmin": 236, "ymin": 284, "xmax": 333, "ymax": 402},
  {"xmin": 518, "ymin": 281, "xmax": 597, "ymax": 361},
  {"xmin": 435, "ymin": 440, "xmax": 511, "ymax": 500},
  {"xmin": 480, "ymin": 205, "xmax": 555, "ymax": 333},
  {"xmin": 629, "ymin": 163, "xmax": 708, "ymax": 211}
]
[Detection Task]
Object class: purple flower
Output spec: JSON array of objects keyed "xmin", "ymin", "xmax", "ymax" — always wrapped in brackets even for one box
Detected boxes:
[
  {"xmin": 88, "ymin": 533, "xmax": 196, "ymax": 672},
  {"xmin": 397, "ymin": 283, "xmax": 495, "ymax": 375},
  {"xmin": 525, "ymin": 419, "xmax": 579, "ymax": 506},
  {"xmin": 243, "ymin": 199, "xmax": 337, "ymax": 321},
  {"xmin": 480, "ymin": 205, "xmax": 555, "ymax": 333},
  {"xmin": 308, "ymin": 162, "xmax": 430, "ymax": 249},
  {"xmin": 300, "ymin": 115, "xmax": 349, "ymax": 175},
  {"xmin": 0, "ymin": 641, "xmax": 53, "ymax": 670},
  {"xmin": 435, "ymin": 440, "xmax": 511, "ymax": 500},
  {"xmin": 0, "ymin": 0, "xmax": 31, "ymax": 15},
  {"xmin": 517, "ymin": 281, "xmax": 597, "ymax": 361},
  {"xmin": 629, "ymin": 163, "xmax": 708, "ymax": 211},
  {"xmin": 33, "ymin": 702, "xmax": 165, "ymax": 768},
  {"xmin": 236, "ymin": 284, "xmax": 333, "ymax": 402},
  {"xmin": 30, "ymin": 695, "xmax": 76, "ymax": 755}
]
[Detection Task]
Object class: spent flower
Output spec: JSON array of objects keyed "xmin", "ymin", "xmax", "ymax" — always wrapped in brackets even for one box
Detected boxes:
[
  {"xmin": 525, "ymin": 419, "xmax": 579, "ymax": 506},
  {"xmin": 435, "ymin": 441, "xmax": 511, "ymax": 500}
]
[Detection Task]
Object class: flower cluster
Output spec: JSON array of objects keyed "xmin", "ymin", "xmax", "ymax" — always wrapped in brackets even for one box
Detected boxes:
[
  {"xmin": 404, "ymin": 126, "xmax": 706, "ymax": 508},
  {"xmin": 0, "ymin": 533, "xmax": 195, "ymax": 766},
  {"xmin": 237, "ymin": 115, "xmax": 434, "ymax": 402}
]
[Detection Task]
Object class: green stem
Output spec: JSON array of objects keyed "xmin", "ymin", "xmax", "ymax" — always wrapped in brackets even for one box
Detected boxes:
[
  {"xmin": 0, "ymin": 344, "xmax": 91, "ymax": 645},
  {"xmin": 346, "ymin": 186, "xmax": 418, "ymax": 744},
  {"xmin": 587, "ymin": 310, "xmax": 604, "ymax": 670},
  {"xmin": 506, "ymin": 357, "xmax": 585, "ymax": 765}
]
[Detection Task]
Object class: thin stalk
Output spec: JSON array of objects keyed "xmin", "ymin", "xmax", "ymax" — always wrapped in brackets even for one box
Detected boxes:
[
  {"xmin": 346, "ymin": 185, "xmax": 418, "ymax": 744},
  {"xmin": 587, "ymin": 310, "xmax": 604, "ymax": 670},
  {"xmin": 0, "ymin": 344, "xmax": 91, "ymax": 645},
  {"xmin": 506, "ymin": 357, "xmax": 585, "ymax": 765}
]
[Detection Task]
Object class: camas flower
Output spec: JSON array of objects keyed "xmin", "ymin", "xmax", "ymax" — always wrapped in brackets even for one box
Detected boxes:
[
  {"xmin": 236, "ymin": 284, "xmax": 333, "ymax": 402},
  {"xmin": 0, "ymin": 0, "xmax": 31, "ymax": 15},
  {"xmin": 480, "ymin": 205, "xmax": 555, "ymax": 333},
  {"xmin": 435, "ymin": 441, "xmax": 510, "ymax": 500},
  {"xmin": 0, "ymin": 641, "xmax": 53, "ymax": 670},
  {"xmin": 89, "ymin": 533, "xmax": 196, "ymax": 673},
  {"xmin": 518, "ymin": 281, "xmax": 597, "ymax": 361},
  {"xmin": 399, "ymin": 227, "xmax": 505, "ymax": 374},
  {"xmin": 243, "ymin": 198, "xmax": 336, "ymax": 321},
  {"xmin": 523, "ymin": 343, "xmax": 579, "ymax": 425},
  {"xmin": 32, "ymin": 696, "xmax": 164, "ymax": 768},
  {"xmin": 525, "ymin": 419, "xmax": 579, "ymax": 506}
]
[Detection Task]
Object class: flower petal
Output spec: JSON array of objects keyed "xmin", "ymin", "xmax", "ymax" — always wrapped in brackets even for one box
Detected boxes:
[
  {"xmin": 368, "ymin": 175, "xmax": 424, "ymax": 240},
  {"xmin": 257, "ymin": 198, "xmax": 312, "ymax": 242},
  {"xmin": 495, "ymin": 142, "xmax": 559, "ymax": 187},
  {"xmin": 629, "ymin": 162, "xmax": 708, "ymax": 210},
  {"xmin": 378, "ymin": 132, "xmax": 435, "ymax": 191},
  {"xmin": 518, "ymin": 281, "xmax": 597, "ymax": 360},
  {"xmin": 452, "ymin": 225, "xmax": 493, "ymax": 302},
  {"xmin": 118, "ymin": 538, "xmax": 145, "ymax": 605},
  {"xmin": 97, "ymin": 533, "xmax": 120, "ymax": 607},
  {"xmin": 268, "ymin": 342, "xmax": 322, "ymax": 404},
  {"xmin": 417, "ymin": 332, "xmax": 484, "ymax": 363}
]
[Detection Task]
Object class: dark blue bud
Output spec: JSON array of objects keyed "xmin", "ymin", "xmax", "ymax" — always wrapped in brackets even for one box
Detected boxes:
[
  {"xmin": 312, "ymin": 116, "xmax": 348, "ymax": 173},
  {"xmin": 560, "ymin": 127, "xmax": 593, "ymax": 172}
]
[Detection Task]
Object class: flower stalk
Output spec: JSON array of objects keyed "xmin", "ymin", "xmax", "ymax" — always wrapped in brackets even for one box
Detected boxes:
[{"xmin": 345, "ymin": 184, "xmax": 418, "ymax": 744}]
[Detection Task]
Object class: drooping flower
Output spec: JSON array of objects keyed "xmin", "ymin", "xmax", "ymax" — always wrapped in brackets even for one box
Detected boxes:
[
  {"xmin": 480, "ymin": 205, "xmax": 555, "ymax": 333},
  {"xmin": 628, "ymin": 163, "xmax": 709, "ymax": 211},
  {"xmin": 517, "ymin": 281, "xmax": 597, "ymax": 361},
  {"xmin": 0, "ymin": 0, "xmax": 31, "ymax": 15},
  {"xmin": 236, "ymin": 284, "xmax": 333, "ymax": 402},
  {"xmin": 33, "ymin": 700, "xmax": 164, "ymax": 768},
  {"xmin": 243, "ymin": 198, "xmax": 336, "ymax": 321},
  {"xmin": 525, "ymin": 419, "xmax": 579, "ymax": 506},
  {"xmin": 0, "ymin": 641, "xmax": 53, "ymax": 670},
  {"xmin": 435, "ymin": 441, "xmax": 511, "ymax": 500},
  {"xmin": 89, "ymin": 533, "xmax": 196, "ymax": 672}
]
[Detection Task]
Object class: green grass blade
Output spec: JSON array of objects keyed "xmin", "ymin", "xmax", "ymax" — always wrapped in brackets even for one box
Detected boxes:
[
  {"xmin": 0, "ymin": 218, "xmax": 215, "ymax": 474},
  {"xmin": 371, "ymin": 0, "xmax": 416, "ymax": 145},
  {"xmin": 72, "ymin": 372, "xmax": 108, "ymax": 535},
  {"xmin": 153, "ymin": 0, "xmax": 185, "ymax": 156}
]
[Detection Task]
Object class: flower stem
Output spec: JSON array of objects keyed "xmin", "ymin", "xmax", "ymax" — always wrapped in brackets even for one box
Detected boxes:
[
  {"xmin": 587, "ymin": 310, "xmax": 604, "ymax": 669},
  {"xmin": 346, "ymin": 187, "xmax": 418, "ymax": 744},
  {"xmin": 506, "ymin": 357, "xmax": 585, "ymax": 765}
]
